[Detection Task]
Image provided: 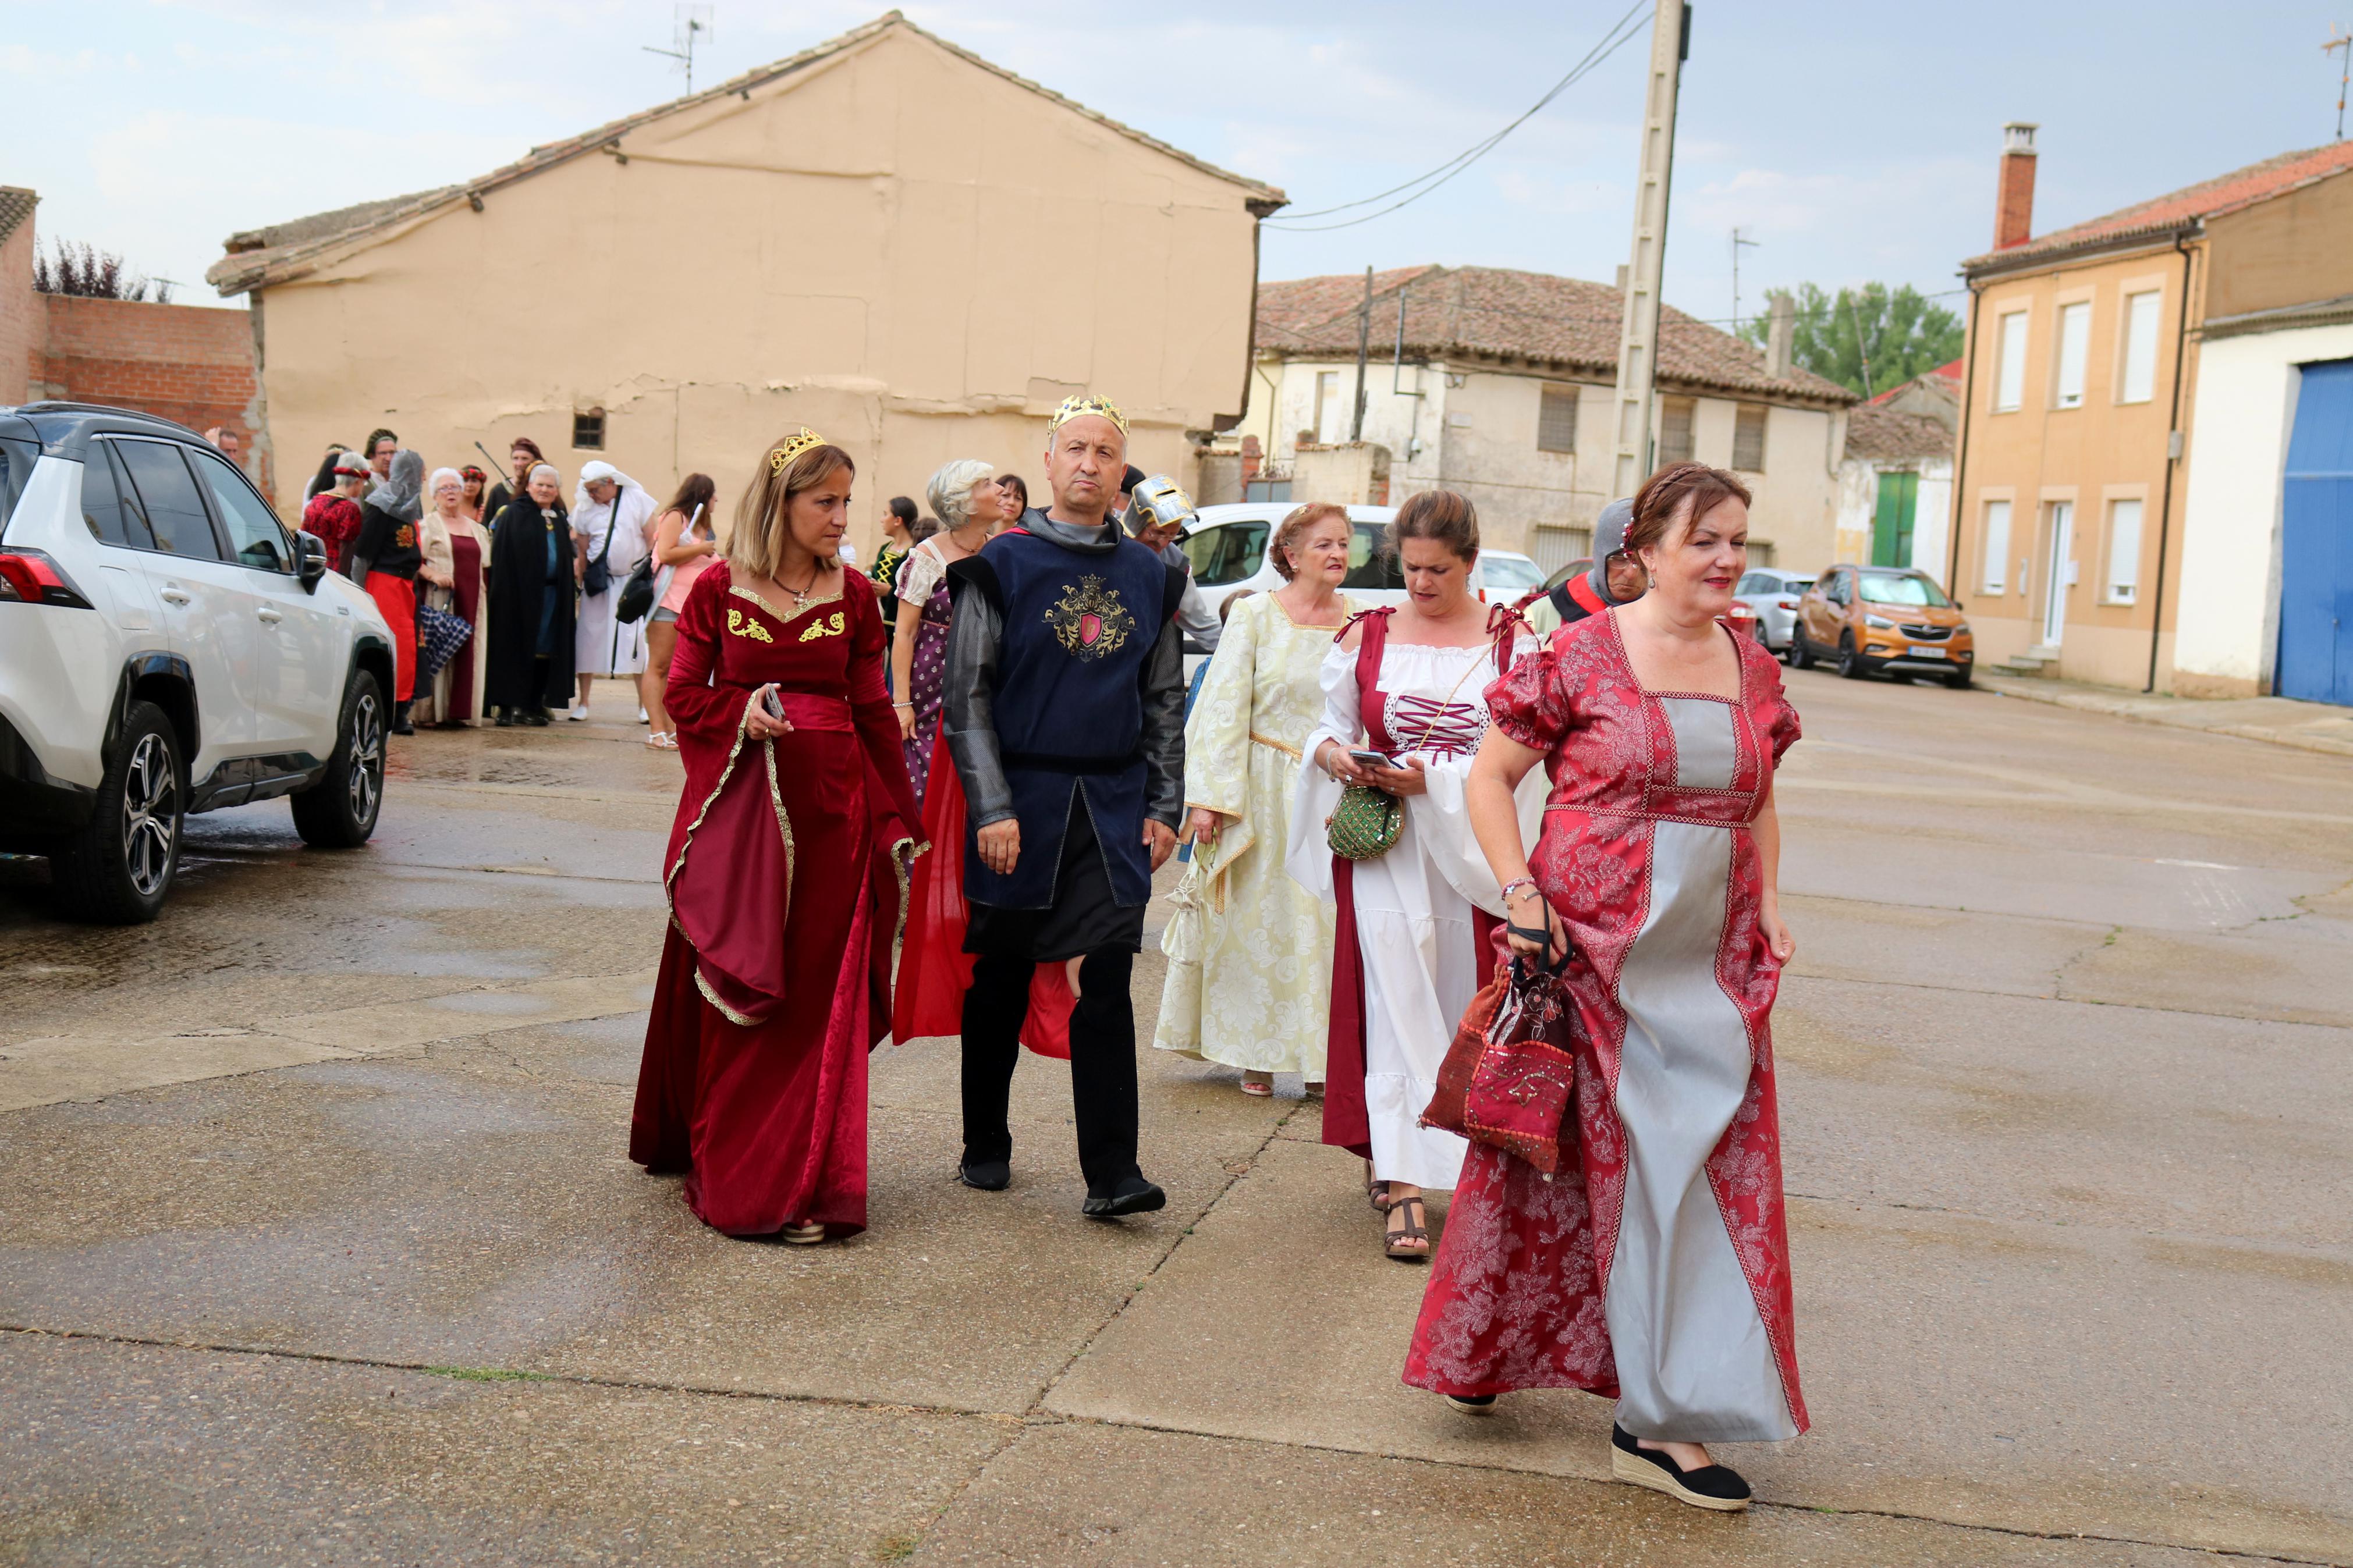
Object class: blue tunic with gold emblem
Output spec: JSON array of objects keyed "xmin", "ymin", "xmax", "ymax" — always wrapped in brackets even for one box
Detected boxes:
[{"xmin": 942, "ymin": 513, "xmax": 1188, "ymax": 932}]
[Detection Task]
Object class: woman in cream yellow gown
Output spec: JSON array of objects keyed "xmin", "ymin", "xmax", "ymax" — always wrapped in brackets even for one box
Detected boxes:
[{"xmin": 1154, "ymin": 504, "xmax": 1355, "ymax": 1094}]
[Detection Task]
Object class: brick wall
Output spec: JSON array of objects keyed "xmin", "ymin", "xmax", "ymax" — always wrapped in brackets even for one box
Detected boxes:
[{"xmin": 29, "ymin": 295, "xmax": 271, "ymax": 499}]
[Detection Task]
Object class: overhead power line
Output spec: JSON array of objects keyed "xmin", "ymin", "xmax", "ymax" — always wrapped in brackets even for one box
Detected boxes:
[{"xmin": 1263, "ymin": 0, "xmax": 1651, "ymax": 233}]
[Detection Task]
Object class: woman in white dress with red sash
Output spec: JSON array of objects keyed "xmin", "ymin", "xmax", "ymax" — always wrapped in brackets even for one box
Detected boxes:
[{"xmin": 1288, "ymin": 491, "xmax": 1544, "ymax": 1260}]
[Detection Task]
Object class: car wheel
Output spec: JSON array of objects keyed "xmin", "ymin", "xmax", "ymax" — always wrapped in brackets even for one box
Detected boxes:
[
  {"xmin": 52, "ymin": 699, "xmax": 183, "ymax": 925},
  {"xmin": 1790, "ymin": 630, "xmax": 1814, "ymax": 670},
  {"xmin": 291, "ymin": 670, "xmax": 386, "ymax": 849},
  {"xmin": 1837, "ymin": 634, "xmax": 1869, "ymax": 680},
  {"xmin": 1944, "ymin": 669, "xmax": 1973, "ymax": 690}
]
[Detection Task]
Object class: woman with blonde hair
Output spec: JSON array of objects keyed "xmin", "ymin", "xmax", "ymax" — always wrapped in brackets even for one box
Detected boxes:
[
  {"xmin": 1154, "ymin": 503, "xmax": 1357, "ymax": 1096},
  {"xmin": 629, "ymin": 429, "xmax": 923, "ymax": 1243},
  {"xmin": 891, "ymin": 457, "xmax": 1016, "ymax": 797}
]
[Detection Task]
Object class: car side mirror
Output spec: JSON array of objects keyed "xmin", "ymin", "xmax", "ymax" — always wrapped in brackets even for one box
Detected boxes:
[
  {"xmin": 296, "ymin": 531, "xmax": 328, "ymax": 592},
  {"xmin": 1954, "ymin": 599, "xmax": 1965, "ymax": 611}
]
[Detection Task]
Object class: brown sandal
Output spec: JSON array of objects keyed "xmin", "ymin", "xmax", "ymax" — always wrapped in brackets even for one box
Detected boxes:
[
  {"xmin": 1365, "ymin": 1163, "xmax": 1393, "ymax": 1213},
  {"xmin": 1384, "ymin": 1196, "xmax": 1430, "ymax": 1261}
]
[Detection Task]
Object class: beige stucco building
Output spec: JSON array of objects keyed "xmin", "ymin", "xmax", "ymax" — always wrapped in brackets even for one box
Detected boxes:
[
  {"xmin": 207, "ymin": 13, "xmax": 1282, "ymax": 551},
  {"xmin": 1231, "ymin": 266, "xmax": 1855, "ymax": 573},
  {"xmin": 1952, "ymin": 125, "xmax": 2353, "ymax": 698}
]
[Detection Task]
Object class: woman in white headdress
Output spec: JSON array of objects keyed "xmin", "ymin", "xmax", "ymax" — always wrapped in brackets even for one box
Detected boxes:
[{"xmin": 569, "ymin": 459, "xmax": 657, "ymax": 721}]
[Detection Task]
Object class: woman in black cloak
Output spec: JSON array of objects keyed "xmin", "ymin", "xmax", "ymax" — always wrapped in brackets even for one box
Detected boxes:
[{"xmin": 484, "ymin": 462, "xmax": 578, "ymax": 726}]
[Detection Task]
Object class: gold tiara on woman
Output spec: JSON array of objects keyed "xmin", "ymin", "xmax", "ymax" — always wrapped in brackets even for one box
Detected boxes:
[{"xmin": 768, "ymin": 427, "xmax": 828, "ymax": 474}]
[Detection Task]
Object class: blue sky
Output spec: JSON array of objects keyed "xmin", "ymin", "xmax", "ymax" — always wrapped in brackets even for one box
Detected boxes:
[{"xmin": 4, "ymin": 0, "xmax": 2343, "ymax": 328}]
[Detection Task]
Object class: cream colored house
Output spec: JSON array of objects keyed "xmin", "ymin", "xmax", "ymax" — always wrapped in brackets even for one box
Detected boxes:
[
  {"xmin": 1233, "ymin": 266, "xmax": 1855, "ymax": 573},
  {"xmin": 206, "ymin": 13, "xmax": 1282, "ymax": 549}
]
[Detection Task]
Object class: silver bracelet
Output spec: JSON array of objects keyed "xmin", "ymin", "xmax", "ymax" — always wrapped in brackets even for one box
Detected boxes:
[{"xmin": 1500, "ymin": 877, "xmax": 1541, "ymax": 904}]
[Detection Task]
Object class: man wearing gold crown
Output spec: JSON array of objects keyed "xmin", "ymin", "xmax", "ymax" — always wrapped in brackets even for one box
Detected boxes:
[{"xmin": 929, "ymin": 394, "xmax": 1189, "ymax": 1217}]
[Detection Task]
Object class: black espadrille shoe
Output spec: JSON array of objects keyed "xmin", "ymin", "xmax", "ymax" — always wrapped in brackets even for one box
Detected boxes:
[
  {"xmin": 1443, "ymin": 1393, "xmax": 1497, "ymax": 1417},
  {"xmin": 1610, "ymin": 1424, "xmax": 1751, "ymax": 1511}
]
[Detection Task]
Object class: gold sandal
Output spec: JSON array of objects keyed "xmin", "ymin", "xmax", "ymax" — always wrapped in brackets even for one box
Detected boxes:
[{"xmin": 782, "ymin": 1221, "xmax": 826, "ymax": 1246}]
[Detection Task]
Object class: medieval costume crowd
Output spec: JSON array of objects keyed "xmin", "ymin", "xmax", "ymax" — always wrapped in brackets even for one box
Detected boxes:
[{"xmin": 603, "ymin": 394, "xmax": 1807, "ymax": 1514}]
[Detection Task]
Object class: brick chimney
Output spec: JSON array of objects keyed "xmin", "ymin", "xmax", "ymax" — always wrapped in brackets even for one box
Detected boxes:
[{"xmin": 1994, "ymin": 122, "xmax": 2038, "ymax": 250}]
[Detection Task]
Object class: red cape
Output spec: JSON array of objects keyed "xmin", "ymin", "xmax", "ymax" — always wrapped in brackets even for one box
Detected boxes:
[{"xmin": 892, "ymin": 720, "xmax": 1073, "ymax": 1056}]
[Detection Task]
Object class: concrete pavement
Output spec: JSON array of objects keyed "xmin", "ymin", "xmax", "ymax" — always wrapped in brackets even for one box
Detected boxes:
[{"xmin": 2, "ymin": 670, "xmax": 2348, "ymax": 1566}]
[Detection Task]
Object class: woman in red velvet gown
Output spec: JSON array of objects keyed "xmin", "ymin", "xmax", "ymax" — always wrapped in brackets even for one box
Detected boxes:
[{"xmin": 628, "ymin": 430, "xmax": 922, "ymax": 1242}]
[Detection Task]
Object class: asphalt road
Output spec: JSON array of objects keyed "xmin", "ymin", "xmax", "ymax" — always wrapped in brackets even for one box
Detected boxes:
[{"xmin": 3, "ymin": 667, "xmax": 2348, "ymax": 1567}]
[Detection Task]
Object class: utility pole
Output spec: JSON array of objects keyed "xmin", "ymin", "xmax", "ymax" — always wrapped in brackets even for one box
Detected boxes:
[
  {"xmin": 1610, "ymin": 0, "xmax": 1690, "ymax": 497},
  {"xmin": 2327, "ymin": 26, "xmax": 2352, "ymax": 140},
  {"xmin": 1730, "ymin": 226, "xmax": 1759, "ymax": 333},
  {"xmin": 1350, "ymin": 265, "xmax": 1373, "ymax": 442}
]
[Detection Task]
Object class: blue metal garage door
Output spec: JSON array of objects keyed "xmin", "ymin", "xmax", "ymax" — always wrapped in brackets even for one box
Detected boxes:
[{"xmin": 2280, "ymin": 358, "xmax": 2353, "ymax": 706}]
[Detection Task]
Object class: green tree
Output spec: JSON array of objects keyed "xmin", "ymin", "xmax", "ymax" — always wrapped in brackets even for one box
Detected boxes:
[{"xmin": 1739, "ymin": 282, "xmax": 1962, "ymax": 399}]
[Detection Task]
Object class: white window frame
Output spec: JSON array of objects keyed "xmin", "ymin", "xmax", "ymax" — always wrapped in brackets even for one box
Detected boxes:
[
  {"xmin": 2118, "ymin": 290, "xmax": 2162, "ymax": 404},
  {"xmin": 1993, "ymin": 311, "xmax": 2029, "ymax": 412},
  {"xmin": 2053, "ymin": 301, "xmax": 2091, "ymax": 410},
  {"xmin": 1981, "ymin": 497, "xmax": 2012, "ymax": 594},
  {"xmin": 2103, "ymin": 497, "xmax": 2144, "ymax": 605}
]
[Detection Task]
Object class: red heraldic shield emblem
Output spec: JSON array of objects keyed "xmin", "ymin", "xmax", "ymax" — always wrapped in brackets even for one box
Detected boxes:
[{"xmin": 1044, "ymin": 575, "xmax": 1134, "ymax": 662}]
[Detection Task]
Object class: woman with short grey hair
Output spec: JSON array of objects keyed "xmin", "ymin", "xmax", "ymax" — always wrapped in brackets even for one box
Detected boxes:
[{"xmin": 890, "ymin": 458, "xmax": 1014, "ymax": 797}]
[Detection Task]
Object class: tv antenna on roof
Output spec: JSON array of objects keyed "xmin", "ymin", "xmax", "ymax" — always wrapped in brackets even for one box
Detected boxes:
[
  {"xmin": 2327, "ymin": 27, "xmax": 2353, "ymax": 140},
  {"xmin": 644, "ymin": 4, "xmax": 714, "ymax": 95},
  {"xmin": 1730, "ymin": 227, "xmax": 1761, "ymax": 334}
]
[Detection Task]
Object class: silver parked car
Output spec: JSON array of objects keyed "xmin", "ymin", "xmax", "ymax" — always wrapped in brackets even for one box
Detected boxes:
[{"xmin": 1733, "ymin": 568, "xmax": 1816, "ymax": 657}]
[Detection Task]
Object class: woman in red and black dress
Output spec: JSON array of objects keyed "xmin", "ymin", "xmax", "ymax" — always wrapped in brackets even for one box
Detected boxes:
[{"xmin": 627, "ymin": 429, "xmax": 922, "ymax": 1242}]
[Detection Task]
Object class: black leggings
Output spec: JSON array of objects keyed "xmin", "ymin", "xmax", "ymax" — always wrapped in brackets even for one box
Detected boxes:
[{"xmin": 961, "ymin": 947, "xmax": 1139, "ymax": 1195}]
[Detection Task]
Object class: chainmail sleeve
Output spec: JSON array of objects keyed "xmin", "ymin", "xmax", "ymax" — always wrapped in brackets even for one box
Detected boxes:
[{"xmin": 943, "ymin": 558, "xmax": 1014, "ymax": 827}]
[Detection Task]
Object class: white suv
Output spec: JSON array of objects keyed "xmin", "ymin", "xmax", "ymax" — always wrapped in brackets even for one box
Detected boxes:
[{"xmin": 0, "ymin": 403, "xmax": 395, "ymax": 922}]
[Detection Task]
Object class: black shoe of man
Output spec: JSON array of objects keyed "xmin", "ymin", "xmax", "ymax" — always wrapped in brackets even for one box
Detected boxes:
[
  {"xmin": 1082, "ymin": 1175, "xmax": 1166, "ymax": 1219},
  {"xmin": 957, "ymin": 1157, "xmax": 1011, "ymax": 1192}
]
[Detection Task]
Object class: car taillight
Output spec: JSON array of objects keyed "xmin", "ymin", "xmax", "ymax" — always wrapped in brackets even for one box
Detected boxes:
[
  {"xmin": 0, "ymin": 548, "xmax": 94, "ymax": 609},
  {"xmin": 1776, "ymin": 598, "xmax": 1798, "ymax": 609}
]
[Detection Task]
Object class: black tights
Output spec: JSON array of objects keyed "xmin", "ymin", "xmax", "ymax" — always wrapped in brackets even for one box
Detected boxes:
[{"xmin": 961, "ymin": 947, "xmax": 1139, "ymax": 1195}]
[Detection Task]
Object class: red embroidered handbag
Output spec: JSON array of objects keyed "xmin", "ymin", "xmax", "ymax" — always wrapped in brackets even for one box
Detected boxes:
[{"xmin": 1422, "ymin": 957, "xmax": 1580, "ymax": 1175}]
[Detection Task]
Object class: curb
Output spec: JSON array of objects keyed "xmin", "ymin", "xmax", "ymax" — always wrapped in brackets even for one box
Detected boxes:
[{"xmin": 1976, "ymin": 677, "xmax": 2353, "ymax": 760}]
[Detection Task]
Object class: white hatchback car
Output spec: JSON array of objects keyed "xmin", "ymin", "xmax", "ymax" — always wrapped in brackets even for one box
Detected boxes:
[
  {"xmin": 0, "ymin": 403, "xmax": 396, "ymax": 922},
  {"xmin": 1179, "ymin": 503, "xmax": 1548, "ymax": 621}
]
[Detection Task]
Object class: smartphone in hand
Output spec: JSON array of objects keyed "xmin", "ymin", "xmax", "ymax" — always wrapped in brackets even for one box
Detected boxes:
[
  {"xmin": 762, "ymin": 686, "xmax": 785, "ymax": 720},
  {"xmin": 1347, "ymin": 748, "xmax": 1394, "ymax": 769}
]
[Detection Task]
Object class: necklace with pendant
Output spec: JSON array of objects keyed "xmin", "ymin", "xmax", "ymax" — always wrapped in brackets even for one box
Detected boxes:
[{"xmin": 778, "ymin": 566, "xmax": 821, "ymax": 610}]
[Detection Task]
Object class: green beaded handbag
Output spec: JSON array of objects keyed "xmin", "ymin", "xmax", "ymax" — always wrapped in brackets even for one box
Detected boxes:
[{"xmin": 1326, "ymin": 783, "xmax": 1402, "ymax": 861}]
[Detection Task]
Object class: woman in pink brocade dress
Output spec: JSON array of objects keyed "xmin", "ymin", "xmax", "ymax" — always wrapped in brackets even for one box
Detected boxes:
[{"xmin": 1404, "ymin": 462, "xmax": 1806, "ymax": 1514}]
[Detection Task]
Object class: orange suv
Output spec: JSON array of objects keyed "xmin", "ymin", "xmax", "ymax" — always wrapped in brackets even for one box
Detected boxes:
[{"xmin": 1790, "ymin": 565, "xmax": 1974, "ymax": 688}]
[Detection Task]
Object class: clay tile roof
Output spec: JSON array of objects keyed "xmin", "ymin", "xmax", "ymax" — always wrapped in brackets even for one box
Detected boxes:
[
  {"xmin": 1843, "ymin": 403, "xmax": 1953, "ymax": 463},
  {"xmin": 0, "ymin": 186, "xmax": 37, "ymax": 249},
  {"xmin": 1964, "ymin": 141, "xmax": 2353, "ymax": 273},
  {"xmin": 1255, "ymin": 265, "xmax": 1856, "ymax": 407},
  {"xmin": 208, "ymin": 11, "xmax": 1283, "ymax": 297},
  {"xmin": 1865, "ymin": 357, "xmax": 1961, "ymax": 406}
]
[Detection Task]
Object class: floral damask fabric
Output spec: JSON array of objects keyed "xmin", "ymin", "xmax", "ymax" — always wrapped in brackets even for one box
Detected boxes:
[{"xmin": 1404, "ymin": 610, "xmax": 1808, "ymax": 1435}]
